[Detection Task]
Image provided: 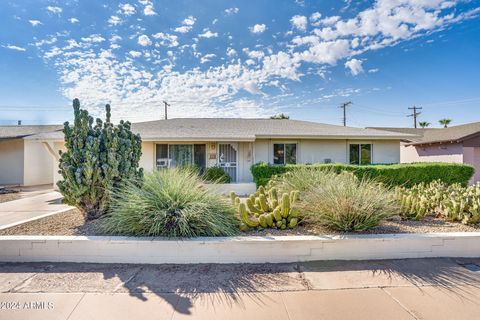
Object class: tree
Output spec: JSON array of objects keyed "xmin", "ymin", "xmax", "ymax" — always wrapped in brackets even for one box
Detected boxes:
[
  {"xmin": 418, "ymin": 121, "xmax": 431, "ymax": 128},
  {"xmin": 439, "ymin": 118, "xmax": 452, "ymax": 128},
  {"xmin": 270, "ymin": 113, "xmax": 290, "ymax": 119},
  {"xmin": 57, "ymin": 99, "xmax": 143, "ymax": 220}
]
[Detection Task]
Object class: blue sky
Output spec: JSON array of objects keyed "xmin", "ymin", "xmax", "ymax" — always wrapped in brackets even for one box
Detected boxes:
[{"xmin": 0, "ymin": 0, "xmax": 479, "ymax": 127}]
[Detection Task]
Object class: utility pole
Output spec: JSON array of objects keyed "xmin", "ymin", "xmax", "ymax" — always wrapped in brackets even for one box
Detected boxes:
[
  {"xmin": 163, "ymin": 101, "xmax": 170, "ymax": 120},
  {"xmin": 339, "ymin": 101, "xmax": 352, "ymax": 126},
  {"xmin": 407, "ymin": 106, "xmax": 422, "ymax": 128}
]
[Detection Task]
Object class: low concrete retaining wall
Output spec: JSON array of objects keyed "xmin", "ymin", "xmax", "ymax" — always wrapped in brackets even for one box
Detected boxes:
[
  {"xmin": 1, "ymin": 233, "xmax": 479, "ymax": 264},
  {"xmin": 204, "ymin": 183, "xmax": 256, "ymax": 196}
]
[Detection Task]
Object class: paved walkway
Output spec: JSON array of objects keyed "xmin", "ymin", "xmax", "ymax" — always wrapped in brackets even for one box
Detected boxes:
[
  {"xmin": 0, "ymin": 191, "xmax": 73, "ymax": 230},
  {"xmin": 0, "ymin": 258, "xmax": 479, "ymax": 319}
]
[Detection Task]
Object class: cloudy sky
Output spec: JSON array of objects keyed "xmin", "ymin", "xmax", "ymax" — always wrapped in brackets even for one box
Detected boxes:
[{"xmin": 0, "ymin": 0, "xmax": 479, "ymax": 127}]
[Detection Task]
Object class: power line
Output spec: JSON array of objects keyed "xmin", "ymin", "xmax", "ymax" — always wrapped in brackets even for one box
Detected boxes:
[
  {"xmin": 407, "ymin": 105, "xmax": 422, "ymax": 128},
  {"xmin": 339, "ymin": 101, "xmax": 352, "ymax": 126}
]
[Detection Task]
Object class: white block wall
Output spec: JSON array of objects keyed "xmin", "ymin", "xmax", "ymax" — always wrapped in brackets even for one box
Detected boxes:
[{"xmin": 1, "ymin": 233, "xmax": 479, "ymax": 264}]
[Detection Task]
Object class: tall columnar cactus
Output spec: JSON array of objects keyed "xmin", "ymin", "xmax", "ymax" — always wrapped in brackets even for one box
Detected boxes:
[
  {"xmin": 232, "ymin": 185, "xmax": 300, "ymax": 231},
  {"xmin": 57, "ymin": 99, "xmax": 143, "ymax": 220}
]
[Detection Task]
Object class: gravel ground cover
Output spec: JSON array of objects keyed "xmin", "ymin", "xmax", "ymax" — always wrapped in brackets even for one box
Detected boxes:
[{"xmin": 0, "ymin": 208, "xmax": 478, "ymax": 236}]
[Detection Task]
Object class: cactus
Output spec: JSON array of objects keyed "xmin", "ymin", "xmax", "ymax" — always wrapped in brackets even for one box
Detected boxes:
[
  {"xmin": 395, "ymin": 180, "xmax": 480, "ymax": 225},
  {"xmin": 259, "ymin": 194, "xmax": 269, "ymax": 212},
  {"xmin": 281, "ymin": 193, "xmax": 290, "ymax": 218},
  {"xmin": 239, "ymin": 203, "xmax": 259, "ymax": 228},
  {"xmin": 230, "ymin": 191, "xmax": 237, "ymax": 205},
  {"xmin": 57, "ymin": 99, "xmax": 143, "ymax": 220},
  {"xmin": 236, "ymin": 185, "xmax": 301, "ymax": 231}
]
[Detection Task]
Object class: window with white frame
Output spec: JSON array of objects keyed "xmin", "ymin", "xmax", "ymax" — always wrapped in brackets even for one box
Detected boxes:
[
  {"xmin": 273, "ymin": 143, "xmax": 297, "ymax": 165},
  {"xmin": 349, "ymin": 144, "xmax": 372, "ymax": 165}
]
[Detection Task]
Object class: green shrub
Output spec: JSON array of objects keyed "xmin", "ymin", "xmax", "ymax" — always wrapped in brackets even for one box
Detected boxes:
[
  {"xmin": 202, "ymin": 166, "xmax": 231, "ymax": 183},
  {"xmin": 101, "ymin": 168, "xmax": 239, "ymax": 237},
  {"xmin": 296, "ymin": 170, "xmax": 398, "ymax": 232},
  {"xmin": 251, "ymin": 162, "xmax": 474, "ymax": 188},
  {"xmin": 58, "ymin": 99, "xmax": 143, "ymax": 220}
]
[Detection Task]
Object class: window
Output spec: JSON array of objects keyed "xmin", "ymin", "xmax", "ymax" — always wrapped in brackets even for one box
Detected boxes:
[
  {"xmin": 349, "ymin": 144, "xmax": 372, "ymax": 165},
  {"xmin": 155, "ymin": 144, "xmax": 206, "ymax": 169},
  {"xmin": 273, "ymin": 143, "xmax": 297, "ymax": 165}
]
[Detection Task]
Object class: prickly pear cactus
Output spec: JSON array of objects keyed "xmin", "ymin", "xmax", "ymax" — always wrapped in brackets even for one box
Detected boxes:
[
  {"xmin": 233, "ymin": 185, "xmax": 301, "ymax": 231},
  {"xmin": 396, "ymin": 180, "xmax": 480, "ymax": 225}
]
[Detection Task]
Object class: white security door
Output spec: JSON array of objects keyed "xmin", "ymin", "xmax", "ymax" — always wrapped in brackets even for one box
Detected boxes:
[{"xmin": 218, "ymin": 143, "xmax": 238, "ymax": 182}]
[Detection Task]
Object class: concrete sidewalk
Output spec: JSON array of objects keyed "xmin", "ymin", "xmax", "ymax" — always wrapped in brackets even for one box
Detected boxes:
[
  {"xmin": 0, "ymin": 191, "xmax": 73, "ymax": 230},
  {"xmin": 0, "ymin": 258, "xmax": 479, "ymax": 319}
]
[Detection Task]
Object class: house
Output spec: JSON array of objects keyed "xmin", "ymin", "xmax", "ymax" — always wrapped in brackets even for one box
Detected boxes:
[
  {"xmin": 370, "ymin": 122, "xmax": 480, "ymax": 183},
  {"xmin": 0, "ymin": 125, "xmax": 62, "ymax": 186},
  {"xmin": 2, "ymin": 119, "xmax": 413, "ymax": 188}
]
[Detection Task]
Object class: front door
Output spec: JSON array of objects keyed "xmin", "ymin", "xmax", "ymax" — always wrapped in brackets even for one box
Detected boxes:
[
  {"xmin": 193, "ymin": 144, "xmax": 206, "ymax": 173},
  {"xmin": 218, "ymin": 143, "xmax": 237, "ymax": 182}
]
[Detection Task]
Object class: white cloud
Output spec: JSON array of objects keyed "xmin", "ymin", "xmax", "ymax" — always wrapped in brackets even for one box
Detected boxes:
[
  {"xmin": 138, "ymin": 34, "xmax": 152, "ymax": 46},
  {"xmin": 32, "ymin": 0, "xmax": 477, "ymax": 121},
  {"xmin": 225, "ymin": 7, "xmax": 239, "ymax": 15},
  {"xmin": 144, "ymin": 5, "xmax": 156, "ymax": 15},
  {"xmin": 291, "ymin": 15, "xmax": 308, "ymax": 31},
  {"xmin": 345, "ymin": 58, "xmax": 363, "ymax": 76},
  {"xmin": 108, "ymin": 16, "xmax": 122, "ymax": 26},
  {"xmin": 69, "ymin": 17, "xmax": 79, "ymax": 24},
  {"xmin": 226, "ymin": 47, "xmax": 237, "ymax": 57},
  {"xmin": 243, "ymin": 48, "xmax": 265, "ymax": 59},
  {"xmin": 310, "ymin": 12, "xmax": 322, "ymax": 22},
  {"xmin": 250, "ymin": 24, "xmax": 266, "ymax": 34},
  {"xmin": 46, "ymin": 6, "xmax": 62, "ymax": 14},
  {"xmin": 119, "ymin": 3, "xmax": 136, "ymax": 15},
  {"xmin": 174, "ymin": 26, "xmax": 191, "ymax": 33},
  {"xmin": 3, "ymin": 44, "xmax": 26, "ymax": 52},
  {"xmin": 182, "ymin": 16, "xmax": 196, "ymax": 26},
  {"xmin": 129, "ymin": 50, "xmax": 142, "ymax": 58},
  {"xmin": 321, "ymin": 16, "xmax": 340, "ymax": 26},
  {"xmin": 81, "ymin": 34, "xmax": 105, "ymax": 43},
  {"xmin": 200, "ymin": 53, "xmax": 216, "ymax": 63},
  {"xmin": 174, "ymin": 16, "xmax": 196, "ymax": 33},
  {"xmin": 152, "ymin": 32, "xmax": 179, "ymax": 47},
  {"xmin": 29, "ymin": 20, "xmax": 42, "ymax": 26},
  {"xmin": 199, "ymin": 29, "xmax": 218, "ymax": 38},
  {"xmin": 368, "ymin": 68, "xmax": 379, "ymax": 73}
]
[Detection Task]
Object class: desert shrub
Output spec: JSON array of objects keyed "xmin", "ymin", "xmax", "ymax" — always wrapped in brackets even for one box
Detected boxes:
[
  {"xmin": 396, "ymin": 180, "xmax": 480, "ymax": 224},
  {"xmin": 58, "ymin": 99, "xmax": 143, "ymax": 220},
  {"xmin": 203, "ymin": 166, "xmax": 231, "ymax": 183},
  {"xmin": 251, "ymin": 162, "xmax": 474, "ymax": 188},
  {"xmin": 101, "ymin": 168, "xmax": 239, "ymax": 237},
  {"xmin": 296, "ymin": 171, "xmax": 398, "ymax": 231},
  {"xmin": 269, "ymin": 166, "xmax": 339, "ymax": 194}
]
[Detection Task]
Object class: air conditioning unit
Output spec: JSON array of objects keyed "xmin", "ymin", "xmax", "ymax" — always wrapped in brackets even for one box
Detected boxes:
[
  {"xmin": 156, "ymin": 158, "xmax": 169, "ymax": 168},
  {"xmin": 324, "ymin": 158, "xmax": 332, "ymax": 164}
]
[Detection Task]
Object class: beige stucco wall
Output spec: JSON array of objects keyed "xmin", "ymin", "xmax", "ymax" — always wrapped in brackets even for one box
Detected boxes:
[
  {"xmin": 254, "ymin": 139, "xmax": 401, "ymax": 165},
  {"xmin": 52, "ymin": 142, "xmax": 66, "ymax": 189},
  {"xmin": 139, "ymin": 142, "xmax": 154, "ymax": 172},
  {"xmin": 372, "ymin": 140, "xmax": 401, "ymax": 164},
  {"xmin": 23, "ymin": 140, "xmax": 54, "ymax": 186},
  {"xmin": 0, "ymin": 139, "xmax": 24, "ymax": 185}
]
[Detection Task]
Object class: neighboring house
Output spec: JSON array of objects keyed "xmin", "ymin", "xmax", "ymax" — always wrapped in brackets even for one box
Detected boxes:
[
  {"xmin": 0, "ymin": 125, "xmax": 63, "ymax": 186},
  {"xmin": 4, "ymin": 119, "xmax": 413, "ymax": 187},
  {"xmin": 370, "ymin": 122, "xmax": 480, "ymax": 183}
]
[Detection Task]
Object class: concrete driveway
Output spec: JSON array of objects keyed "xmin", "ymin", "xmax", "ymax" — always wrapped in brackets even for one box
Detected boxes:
[
  {"xmin": 0, "ymin": 257, "xmax": 479, "ymax": 319},
  {"xmin": 0, "ymin": 191, "xmax": 73, "ymax": 230}
]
